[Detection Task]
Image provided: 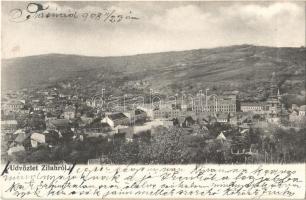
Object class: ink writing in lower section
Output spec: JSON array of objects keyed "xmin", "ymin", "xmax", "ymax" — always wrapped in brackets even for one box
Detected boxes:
[{"xmin": 1, "ymin": 164, "xmax": 305, "ymax": 199}]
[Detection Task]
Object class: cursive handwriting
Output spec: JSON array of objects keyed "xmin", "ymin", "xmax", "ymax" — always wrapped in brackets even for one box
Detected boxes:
[
  {"xmin": 9, "ymin": 3, "xmax": 140, "ymax": 23},
  {"xmin": 1, "ymin": 164, "xmax": 304, "ymax": 199}
]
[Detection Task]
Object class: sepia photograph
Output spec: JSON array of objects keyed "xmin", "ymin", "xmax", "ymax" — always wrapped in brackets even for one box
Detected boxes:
[{"xmin": 1, "ymin": 1, "xmax": 305, "ymax": 166}]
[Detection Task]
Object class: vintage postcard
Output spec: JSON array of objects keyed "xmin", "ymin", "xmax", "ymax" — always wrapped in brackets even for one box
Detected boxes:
[{"xmin": 1, "ymin": 1, "xmax": 305, "ymax": 199}]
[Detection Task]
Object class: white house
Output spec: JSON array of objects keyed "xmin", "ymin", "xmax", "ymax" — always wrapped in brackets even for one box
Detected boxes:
[
  {"xmin": 31, "ymin": 133, "xmax": 46, "ymax": 148},
  {"xmin": 101, "ymin": 116, "xmax": 115, "ymax": 128},
  {"xmin": 101, "ymin": 113, "xmax": 130, "ymax": 128},
  {"xmin": 299, "ymin": 105, "xmax": 306, "ymax": 117}
]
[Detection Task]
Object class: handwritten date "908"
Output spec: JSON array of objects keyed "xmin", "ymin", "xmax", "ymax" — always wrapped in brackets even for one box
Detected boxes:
[{"xmin": 9, "ymin": 3, "xmax": 139, "ymax": 23}]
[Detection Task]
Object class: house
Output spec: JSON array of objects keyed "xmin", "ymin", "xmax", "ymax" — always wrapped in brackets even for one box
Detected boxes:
[
  {"xmin": 134, "ymin": 108, "xmax": 148, "ymax": 123},
  {"xmin": 84, "ymin": 119, "xmax": 112, "ymax": 133},
  {"xmin": 19, "ymin": 108, "xmax": 30, "ymax": 115},
  {"xmin": 8, "ymin": 145, "xmax": 25, "ymax": 156},
  {"xmin": 46, "ymin": 119, "xmax": 70, "ymax": 130},
  {"xmin": 14, "ymin": 132, "xmax": 30, "ymax": 144},
  {"xmin": 63, "ymin": 105, "xmax": 76, "ymax": 119},
  {"xmin": 288, "ymin": 105, "xmax": 306, "ymax": 125},
  {"xmin": 240, "ymin": 102, "xmax": 267, "ymax": 114},
  {"xmin": 45, "ymin": 112, "xmax": 58, "ymax": 121},
  {"xmin": 31, "ymin": 133, "xmax": 46, "ymax": 148},
  {"xmin": 13, "ymin": 132, "xmax": 31, "ymax": 149},
  {"xmin": 43, "ymin": 105, "xmax": 56, "ymax": 113},
  {"xmin": 3, "ymin": 100, "xmax": 24, "ymax": 114},
  {"xmin": 1, "ymin": 120, "xmax": 18, "ymax": 133},
  {"xmin": 182, "ymin": 116, "xmax": 196, "ymax": 127},
  {"xmin": 33, "ymin": 103, "xmax": 45, "ymax": 111},
  {"xmin": 299, "ymin": 105, "xmax": 306, "ymax": 117},
  {"xmin": 216, "ymin": 113, "xmax": 229, "ymax": 123},
  {"xmin": 153, "ymin": 107, "xmax": 183, "ymax": 119},
  {"xmin": 101, "ymin": 113, "xmax": 130, "ymax": 128},
  {"xmin": 30, "ymin": 131, "xmax": 58, "ymax": 148},
  {"xmin": 137, "ymin": 106, "xmax": 154, "ymax": 119},
  {"xmin": 193, "ymin": 94, "xmax": 237, "ymax": 114}
]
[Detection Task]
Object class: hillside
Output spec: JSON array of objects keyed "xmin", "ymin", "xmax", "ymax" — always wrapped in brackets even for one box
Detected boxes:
[{"xmin": 2, "ymin": 45, "xmax": 305, "ymax": 95}]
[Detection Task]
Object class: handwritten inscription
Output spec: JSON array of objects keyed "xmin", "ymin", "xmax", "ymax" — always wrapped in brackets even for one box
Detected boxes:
[
  {"xmin": 9, "ymin": 3, "xmax": 139, "ymax": 23},
  {"xmin": 1, "ymin": 164, "xmax": 305, "ymax": 199}
]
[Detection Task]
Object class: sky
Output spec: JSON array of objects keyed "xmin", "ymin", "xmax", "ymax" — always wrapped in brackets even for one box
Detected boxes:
[{"xmin": 1, "ymin": 1, "xmax": 305, "ymax": 58}]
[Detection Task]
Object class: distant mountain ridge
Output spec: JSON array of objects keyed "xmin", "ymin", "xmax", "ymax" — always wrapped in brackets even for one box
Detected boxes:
[{"xmin": 2, "ymin": 45, "xmax": 306, "ymax": 94}]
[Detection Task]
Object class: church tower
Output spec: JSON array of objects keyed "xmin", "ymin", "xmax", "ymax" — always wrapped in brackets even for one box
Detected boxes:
[
  {"xmin": 266, "ymin": 72, "xmax": 281, "ymax": 120},
  {"xmin": 269, "ymin": 72, "xmax": 278, "ymax": 98}
]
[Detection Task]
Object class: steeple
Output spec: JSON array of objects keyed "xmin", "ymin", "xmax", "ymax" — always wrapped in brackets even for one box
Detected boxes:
[{"xmin": 269, "ymin": 72, "xmax": 278, "ymax": 98}]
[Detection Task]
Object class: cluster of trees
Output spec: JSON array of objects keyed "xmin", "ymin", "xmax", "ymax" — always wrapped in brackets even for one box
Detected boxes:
[
  {"xmin": 107, "ymin": 125, "xmax": 305, "ymax": 164},
  {"xmin": 108, "ymin": 126, "xmax": 248, "ymax": 164},
  {"xmin": 16, "ymin": 112, "xmax": 46, "ymax": 130},
  {"xmin": 282, "ymin": 93, "xmax": 306, "ymax": 109},
  {"xmin": 9, "ymin": 124, "xmax": 305, "ymax": 164}
]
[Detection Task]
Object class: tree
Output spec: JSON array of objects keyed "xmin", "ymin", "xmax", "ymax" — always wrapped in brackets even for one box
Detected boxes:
[
  {"xmin": 139, "ymin": 127, "xmax": 189, "ymax": 164},
  {"xmin": 24, "ymin": 146, "xmax": 50, "ymax": 163},
  {"xmin": 109, "ymin": 141, "xmax": 139, "ymax": 164}
]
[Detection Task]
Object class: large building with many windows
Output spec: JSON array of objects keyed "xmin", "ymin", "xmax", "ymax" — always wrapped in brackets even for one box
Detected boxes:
[{"xmin": 193, "ymin": 94, "xmax": 237, "ymax": 114}]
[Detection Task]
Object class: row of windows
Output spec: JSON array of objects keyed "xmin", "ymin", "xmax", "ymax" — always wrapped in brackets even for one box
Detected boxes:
[
  {"xmin": 5, "ymin": 104, "xmax": 23, "ymax": 109},
  {"xmin": 241, "ymin": 106, "xmax": 263, "ymax": 110},
  {"xmin": 194, "ymin": 105, "xmax": 236, "ymax": 111}
]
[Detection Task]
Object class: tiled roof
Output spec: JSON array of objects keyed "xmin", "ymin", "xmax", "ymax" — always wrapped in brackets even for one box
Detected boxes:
[
  {"xmin": 135, "ymin": 109, "xmax": 146, "ymax": 115},
  {"xmin": 108, "ymin": 113, "xmax": 128, "ymax": 120},
  {"xmin": 15, "ymin": 132, "xmax": 30, "ymax": 143},
  {"xmin": 49, "ymin": 119, "xmax": 70, "ymax": 127}
]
